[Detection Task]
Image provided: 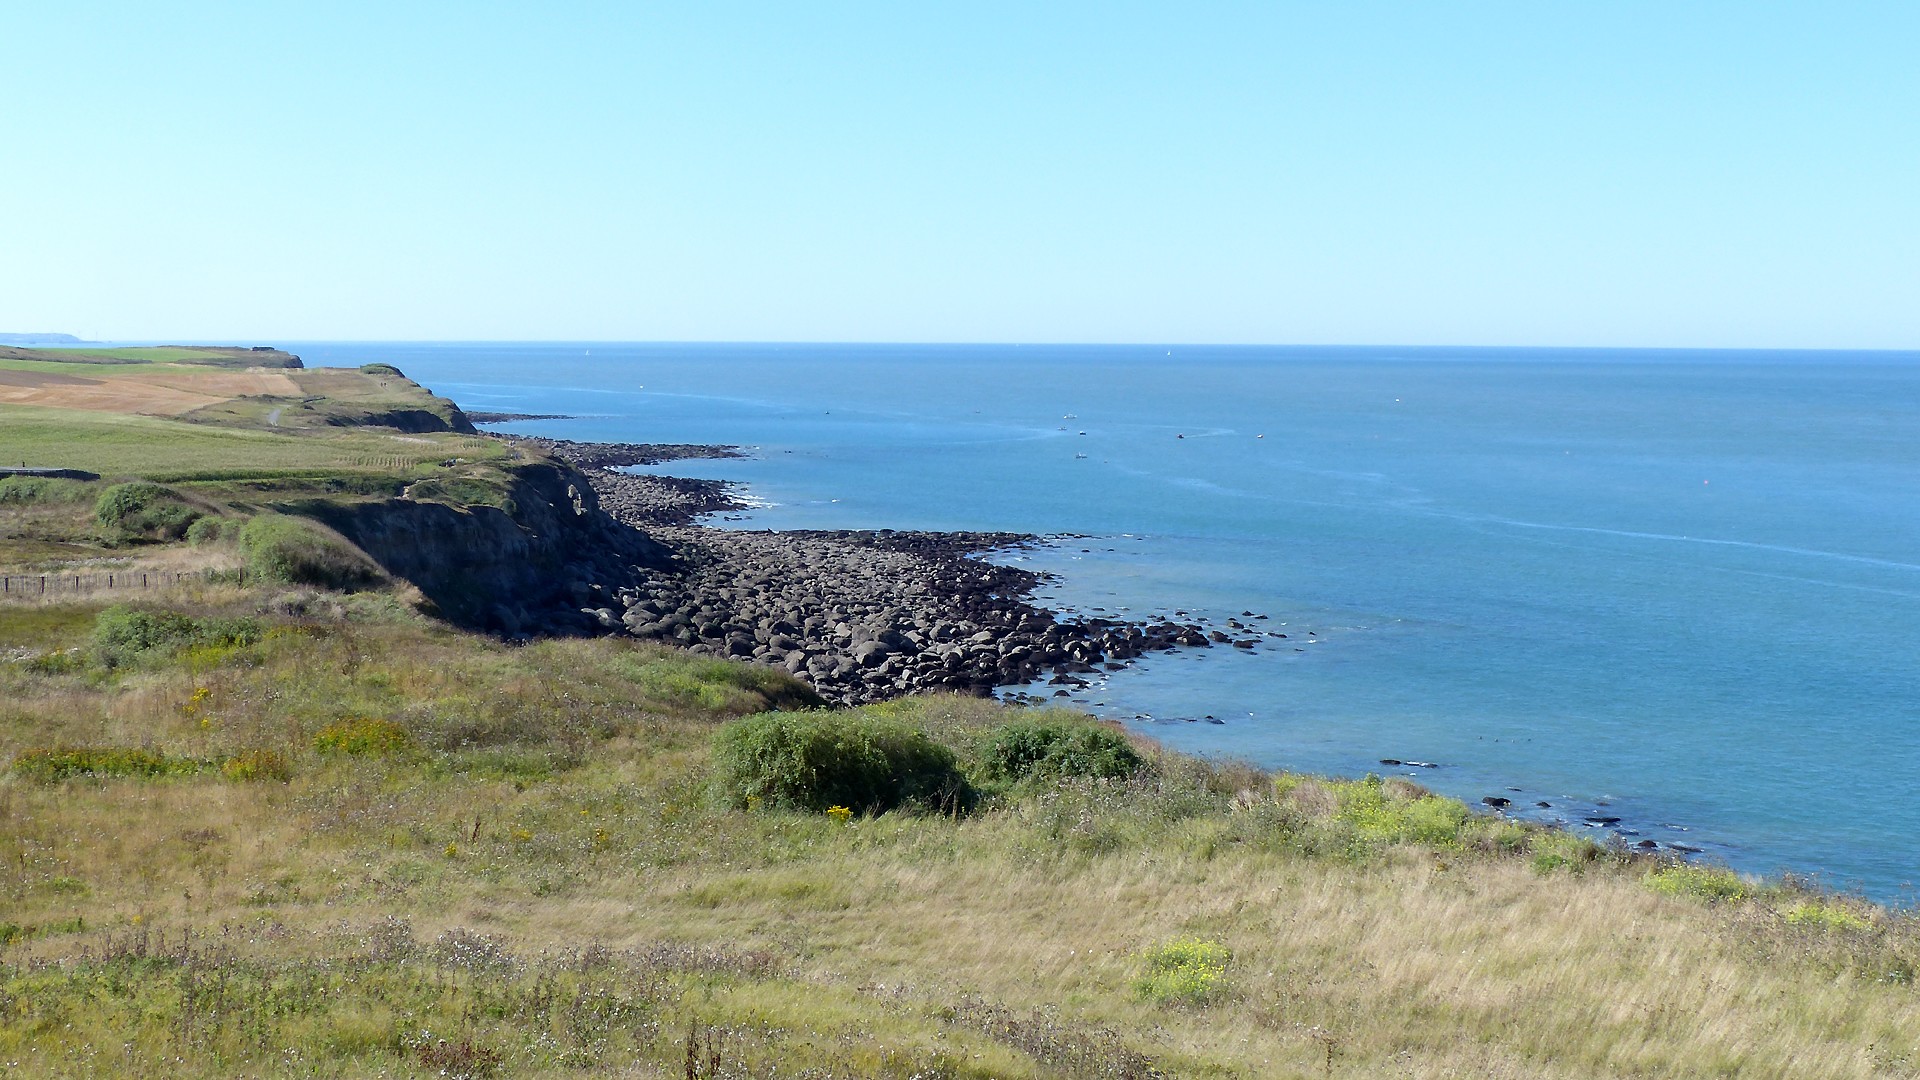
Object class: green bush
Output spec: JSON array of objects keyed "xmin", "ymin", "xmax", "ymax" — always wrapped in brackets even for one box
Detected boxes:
[
  {"xmin": 1134, "ymin": 937, "xmax": 1231, "ymax": 1006},
  {"xmin": 185, "ymin": 516, "xmax": 229, "ymax": 546},
  {"xmin": 712, "ymin": 711, "xmax": 975, "ymax": 815},
  {"xmin": 359, "ymin": 363, "xmax": 404, "ymax": 376},
  {"xmin": 1335, "ymin": 774, "xmax": 1471, "ymax": 849},
  {"xmin": 238, "ymin": 514, "xmax": 383, "ymax": 589},
  {"xmin": 92, "ymin": 605, "xmax": 262, "ymax": 668},
  {"xmin": 94, "ymin": 481, "xmax": 200, "ymax": 539},
  {"xmin": 0, "ymin": 476, "xmax": 89, "ymax": 504},
  {"xmin": 982, "ymin": 718, "xmax": 1145, "ymax": 783}
]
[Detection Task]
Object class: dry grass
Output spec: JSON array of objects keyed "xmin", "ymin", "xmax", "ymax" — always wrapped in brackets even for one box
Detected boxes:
[
  {"xmin": 0, "ymin": 362, "xmax": 299, "ymax": 415},
  {"xmin": 1, "ymin": 591, "xmax": 1917, "ymax": 1078}
]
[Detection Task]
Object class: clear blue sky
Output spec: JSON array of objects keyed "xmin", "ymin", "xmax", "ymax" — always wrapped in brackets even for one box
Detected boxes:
[{"xmin": 2, "ymin": 2, "xmax": 1915, "ymax": 347}]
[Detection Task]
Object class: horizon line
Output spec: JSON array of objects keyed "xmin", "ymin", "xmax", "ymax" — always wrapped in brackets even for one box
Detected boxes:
[{"xmin": 54, "ymin": 338, "xmax": 1920, "ymax": 355}]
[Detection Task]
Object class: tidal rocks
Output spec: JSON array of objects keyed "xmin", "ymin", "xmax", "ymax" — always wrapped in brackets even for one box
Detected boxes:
[
  {"xmin": 545, "ymin": 440, "xmax": 1234, "ymax": 706},
  {"xmin": 512, "ymin": 436, "xmax": 746, "ymax": 470},
  {"xmin": 607, "ymin": 523, "xmax": 1222, "ymax": 705}
]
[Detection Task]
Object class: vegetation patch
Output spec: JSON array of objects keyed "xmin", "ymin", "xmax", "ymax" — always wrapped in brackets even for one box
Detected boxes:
[
  {"xmin": 94, "ymin": 481, "xmax": 202, "ymax": 540},
  {"xmin": 1784, "ymin": 900, "xmax": 1874, "ymax": 932},
  {"xmin": 11, "ymin": 746, "xmax": 198, "ymax": 782},
  {"xmin": 220, "ymin": 748, "xmax": 292, "ymax": 782},
  {"xmin": 314, "ymin": 716, "xmax": 415, "ymax": 758},
  {"xmin": 238, "ymin": 513, "xmax": 384, "ymax": 589},
  {"xmin": 1330, "ymin": 773, "xmax": 1472, "ymax": 851},
  {"xmin": 1647, "ymin": 864, "xmax": 1751, "ymax": 903},
  {"xmin": 614, "ymin": 654, "xmax": 822, "ymax": 715},
  {"xmin": 0, "ymin": 475, "xmax": 91, "ymax": 504},
  {"xmin": 711, "ymin": 710, "xmax": 975, "ymax": 815},
  {"xmin": 9, "ymin": 745, "xmax": 288, "ymax": 783},
  {"xmin": 92, "ymin": 605, "xmax": 262, "ymax": 668},
  {"xmin": 981, "ymin": 717, "xmax": 1144, "ymax": 783},
  {"xmin": 1134, "ymin": 936, "xmax": 1231, "ymax": 1006}
]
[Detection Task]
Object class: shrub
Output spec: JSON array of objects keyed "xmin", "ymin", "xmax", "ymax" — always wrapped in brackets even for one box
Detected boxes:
[
  {"xmin": 982, "ymin": 718, "xmax": 1144, "ymax": 783},
  {"xmin": 92, "ymin": 605, "xmax": 262, "ymax": 668},
  {"xmin": 711, "ymin": 711, "xmax": 975, "ymax": 815},
  {"xmin": 1134, "ymin": 937, "xmax": 1231, "ymax": 1006},
  {"xmin": 94, "ymin": 481, "xmax": 200, "ymax": 539},
  {"xmin": 1647, "ymin": 864, "xmax": 1750, "ymax": 903},
  {"xmin": 185, "ymin": 516, "xmax": 229, "ymax": 546},
  {"xmin": 0, "ymin": 476, "xmax": 89, "ymax": 504},
  {"xmin": 1335, "ymin": 774, "xmax": 1470, "ymax": 849},
  {"xmin": 238, "ymin": 514, "xmax": 383, "ymax": 589},
  {"xmin": 359, "ymin": 363, "xmax": 404, "ymax": 376},
  {"xmin": 315, "ymin": 716, "xmax": 414, "ymax": 758},
  {"xmin": 11, "ymin": 746, "xmax": 199, "ymax": 782}
]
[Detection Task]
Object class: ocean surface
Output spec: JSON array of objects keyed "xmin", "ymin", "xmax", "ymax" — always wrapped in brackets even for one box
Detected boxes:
[{"xmin": 290, "ymin": 342, "xmax": 1920, "ymax": 901}]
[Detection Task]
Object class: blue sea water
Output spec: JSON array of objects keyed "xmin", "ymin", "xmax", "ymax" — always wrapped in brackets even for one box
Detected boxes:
[{"xmin": 291, "ymin": 342, "xmax": 1920, "ymax": 901}]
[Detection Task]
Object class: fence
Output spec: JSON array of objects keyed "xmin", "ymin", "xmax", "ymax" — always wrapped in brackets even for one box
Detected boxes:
[{"xmin": 1, "ymin": 568, "xmax": 244, "ymax": 599}]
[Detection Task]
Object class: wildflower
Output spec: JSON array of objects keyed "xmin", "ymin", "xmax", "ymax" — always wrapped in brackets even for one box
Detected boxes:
[{"xmin": 826, "ymin": 805, "xmax": 853, "ymax": 823}]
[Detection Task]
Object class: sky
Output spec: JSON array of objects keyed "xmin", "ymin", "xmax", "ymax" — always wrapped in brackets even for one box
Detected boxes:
[{"xmin": 1, "ymin": 2, "xmax": 1916, "ymax": 347}]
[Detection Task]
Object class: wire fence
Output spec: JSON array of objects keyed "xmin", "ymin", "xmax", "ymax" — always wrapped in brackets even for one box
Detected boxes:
[{"xmin": 1, "ymin": 568, "xmax": 244, "ymax": 599}]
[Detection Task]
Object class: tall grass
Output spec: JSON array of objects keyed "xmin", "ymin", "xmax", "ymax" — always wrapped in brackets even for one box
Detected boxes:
[{"xmin": 1, "ymin": 595, "xmax": 1917, "ymax": 1077}]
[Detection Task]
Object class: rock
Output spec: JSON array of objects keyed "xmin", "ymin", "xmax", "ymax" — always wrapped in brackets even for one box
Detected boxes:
[{"xmin": 1482, "ymin": 796, "xmax": 1512, "ymax": 809}]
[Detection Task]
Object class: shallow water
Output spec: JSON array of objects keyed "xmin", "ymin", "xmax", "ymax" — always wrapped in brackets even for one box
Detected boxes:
[{"xmin": 291, "ymin": 342, "xmax": 1920, "ymax": 901}]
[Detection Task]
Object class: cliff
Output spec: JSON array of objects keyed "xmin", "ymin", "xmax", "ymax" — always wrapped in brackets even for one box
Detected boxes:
[{"xmin": 293, "ymin": 460, "xmax": 674, "ymax": 635}]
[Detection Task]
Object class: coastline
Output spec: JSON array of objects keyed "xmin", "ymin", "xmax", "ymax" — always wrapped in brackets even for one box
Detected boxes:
[
  {"xmin": 509, "ymin": 430, "xmax": 1736, "ymax": 875},
  {"xmin": 508, "ymin": 434, "xmax": 1274, "ymax": 707}
]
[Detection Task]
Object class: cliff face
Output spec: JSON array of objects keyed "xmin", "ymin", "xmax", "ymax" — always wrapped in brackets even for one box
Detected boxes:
[{"xmin": 299, "ymin": 461, "xmax": 672, "ymax": 634}]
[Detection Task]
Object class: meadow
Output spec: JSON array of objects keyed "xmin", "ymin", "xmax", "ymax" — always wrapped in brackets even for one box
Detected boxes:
[{"xmin": 2, "ymin": 579, "xmax": 1917, "ymax": 1078}]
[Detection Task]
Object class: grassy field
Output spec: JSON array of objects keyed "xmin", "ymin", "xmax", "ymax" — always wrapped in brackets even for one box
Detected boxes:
[
  {"xmin": 0, "ymin": 404, "xmax": 500, "ymax": 478},
  {"xmin": 0, "ymin": 352, "xmax": 510, "ymax": 578},
  {"xmin": 1, "ymin": 583, "xmax": 1916, "ymax": 1078},
  {"xmin": 0, "ymin": 345, "xmax": 301, "ymax": 368}
]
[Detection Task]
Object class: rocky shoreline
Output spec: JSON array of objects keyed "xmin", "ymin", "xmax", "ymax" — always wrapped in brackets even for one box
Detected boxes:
[{"xmin": 521, "ymin": 436, "xmax": 1259, "ymax": 705}]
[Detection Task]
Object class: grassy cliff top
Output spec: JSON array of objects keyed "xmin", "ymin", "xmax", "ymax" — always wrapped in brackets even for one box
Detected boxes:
[
  {"xmin": 0, "ymin": 344, "xmax": 303, "ymax": 368},
  {"xmin": 0, "ymin": 359, "xmax": 494, "ymax": 480},
  {"xmin": 0, "ymin": 351, "xmax": 512, "ymax": 577},
  {"xmin": 0, "ymin": 590, "xmax": 1914, "ymax": 1078}
]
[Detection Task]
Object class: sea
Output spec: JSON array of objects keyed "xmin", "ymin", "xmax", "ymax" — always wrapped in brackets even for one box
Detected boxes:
[{"xmin": 287, "ymin": 342, "xmax": 1920, "ymax": 902}]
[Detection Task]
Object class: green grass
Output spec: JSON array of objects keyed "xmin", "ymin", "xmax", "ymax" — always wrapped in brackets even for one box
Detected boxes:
[{"xmin": 0, "ymin": 403, "xmax": 497, "ymax": 477}]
